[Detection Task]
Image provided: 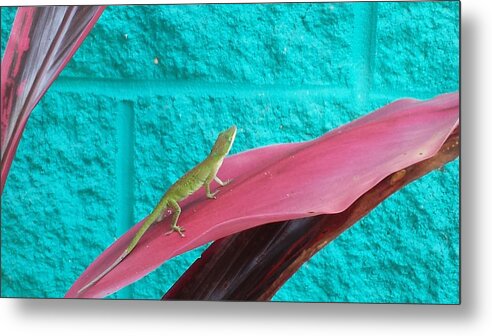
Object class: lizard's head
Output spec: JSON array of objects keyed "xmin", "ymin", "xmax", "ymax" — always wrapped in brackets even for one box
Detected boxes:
[{"xmin": 211, "ymin": 125, "xmax": 237, "ymax": 157}]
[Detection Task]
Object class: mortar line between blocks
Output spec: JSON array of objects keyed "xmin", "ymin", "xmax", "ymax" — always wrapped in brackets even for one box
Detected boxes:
[
  {"xmin": 51, "ymin": 76, "xmax": 440, "ymax": 104},
  {"xmin": 351, "ymin": 2, "xmax": 378, "ymax": 109},
  {"xmin": 115, "ymin": 100, "xmax": 135, "ymax": 299}
]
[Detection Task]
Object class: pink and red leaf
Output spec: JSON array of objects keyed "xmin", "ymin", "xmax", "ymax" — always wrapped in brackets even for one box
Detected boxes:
[
  {"xmin": 1, "ymin": 6, "xmax": 106, "ymax": 194},
  {"xmin": 164, "ymin": 126, "xmax": 460, "ymax": 300},
  {"xmin": 66, "ymin": 92, "xmax": 459, "ymax": 298}
]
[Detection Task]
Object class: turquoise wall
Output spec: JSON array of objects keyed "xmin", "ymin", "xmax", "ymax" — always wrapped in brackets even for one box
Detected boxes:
[{"xmin": 1, "ymin": 2, "xmax": 459, "ymax": 302}]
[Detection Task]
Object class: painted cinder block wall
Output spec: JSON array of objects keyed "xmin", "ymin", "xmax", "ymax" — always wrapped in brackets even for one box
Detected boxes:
[{"xmin": 1, "ymin": 2, "xmax": 459, "ymax": 302}]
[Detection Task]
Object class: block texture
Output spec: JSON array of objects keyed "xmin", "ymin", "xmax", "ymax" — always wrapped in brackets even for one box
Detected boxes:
[{"xmin": 1, "ymin": 2, "xmax": 459, "ymax": 302}]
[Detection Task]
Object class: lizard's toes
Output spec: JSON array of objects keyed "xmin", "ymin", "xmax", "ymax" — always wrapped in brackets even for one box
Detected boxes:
[
  {"xmin": 177, "ymin": 227, "xmax": 186, "ymax": 237},
  {"xmin": 165, "ymin": 226, "xmax": 185, "ymax": 237}
]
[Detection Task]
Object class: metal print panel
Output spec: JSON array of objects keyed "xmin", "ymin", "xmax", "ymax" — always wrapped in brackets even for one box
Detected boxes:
[{"xmin": 0, "ymin": 1, "xmax": 460, "ymax": 302}]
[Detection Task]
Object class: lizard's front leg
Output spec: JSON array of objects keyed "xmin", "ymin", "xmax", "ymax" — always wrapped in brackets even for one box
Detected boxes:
[
  {"xmin": 205, "ymin": 182, "xmax": 219, "ymax": 199},
  {"xmin": 164, "ymin": 199, "xmax": 185, "ymax": 237},
  {"xmin": 205, "ymin": 175, "xmax": 232, "ymax": 198},
  {"xmin": 214, "ymin": 175, "xmax": 232, "ymax": 187}
]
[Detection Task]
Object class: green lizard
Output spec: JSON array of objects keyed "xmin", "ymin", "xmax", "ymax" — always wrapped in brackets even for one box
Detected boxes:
[{"xmin": 77, "ymin": 125, "xmax": 237, "ymax": 294}]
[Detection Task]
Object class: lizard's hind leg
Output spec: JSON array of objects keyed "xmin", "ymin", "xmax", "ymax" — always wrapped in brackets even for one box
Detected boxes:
[{"xmin": 164, "ymin": 199, "xmax": 185, "ymax": 237}]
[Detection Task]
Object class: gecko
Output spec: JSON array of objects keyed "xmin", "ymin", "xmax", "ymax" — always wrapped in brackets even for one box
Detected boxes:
[{"xmin": 77, "ymin": 125, "xmax": 237, "ymax": 294}]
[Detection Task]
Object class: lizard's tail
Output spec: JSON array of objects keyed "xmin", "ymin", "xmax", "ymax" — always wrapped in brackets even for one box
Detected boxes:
[
  {"xmin": 76, "ymin": 208, "xmax": 162, "ymax": 295},
  {"xmin": 76, "ymin": 250, "xmax": 129, "ymax": 295}
]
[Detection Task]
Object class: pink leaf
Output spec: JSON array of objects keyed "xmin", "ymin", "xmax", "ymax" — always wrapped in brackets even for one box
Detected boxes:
[
  {"xmin": 1, "ymin": 6, "xmax": 106, "ymax": 194},
  {"xmin": 66, "ymin": 92, "xmax": 459, "ymax": 298}
]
